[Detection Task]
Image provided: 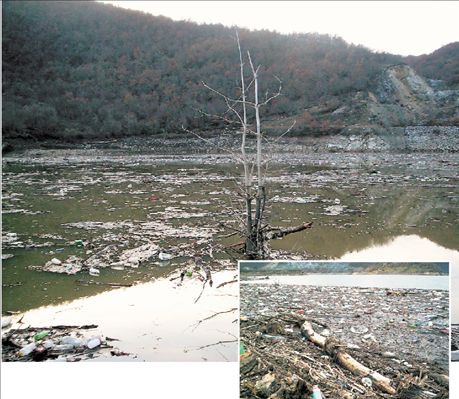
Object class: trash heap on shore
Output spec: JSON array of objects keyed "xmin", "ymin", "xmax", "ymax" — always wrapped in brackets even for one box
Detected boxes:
[{"xmin": 1, "ymin": 319, "xmax": 129, "ymax": 361}]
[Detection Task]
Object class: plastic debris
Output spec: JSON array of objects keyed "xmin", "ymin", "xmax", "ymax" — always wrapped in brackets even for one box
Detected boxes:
[
  {"xmin": 1, "ymin": 317, "xmax": 12, "ymax": 329},
  {"xmin": 50, "ymin": 258, "xmax": 62, "ymax": 265},
  {"xmin": 158, "ymin": 252, "xmax": 173, "ymax": 261},
  {"xmin": 89, "ymin": 267, "xmax": 100, "ymax": 276},
  {"xmin": 311, "ymin": 385, "xmax": 323, "ymax": 399},
  {"xmin": 240, "ymin": 342, "xmax": 246, "ymax": 355},
  {"xmin": 42, "ymin": 340, "xmax": 55, "ymax": 349},
  {"xmin": 86, "ymin": 337, "xmax": 101, "ymax": 349},
  {"xmin": 75, "ymin": 240, "xmax": 84, "ymax": 248},
  {"xmin": 361, "ymin": 377, "xmax": 372, "ymax": 388},
  {"xmin": 18, "ymin": 342, "xmax": 36, "ymax": 357},
  {"xmin": 60, "ymin": 336, "xmax": 84, "ymax": 347},
  {"xmin": 34, "ymin": 331, "xmax": 50, "ymax": 341}
]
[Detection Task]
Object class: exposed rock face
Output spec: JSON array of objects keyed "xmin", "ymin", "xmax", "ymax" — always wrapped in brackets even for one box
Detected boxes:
[
  {"xmin": 376, "ymin": 64, "xmax": 436, "ymax": 105},
  {"xmin": 305, "ymin": 64, "xmax": 459, "ymax": 151},
  {"xmin": 369, "ymin": 64, "xmax": 458, "ymax": 127}
]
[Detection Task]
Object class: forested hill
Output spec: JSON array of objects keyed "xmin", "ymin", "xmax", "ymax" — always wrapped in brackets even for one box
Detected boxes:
[{"xmin": 2, "ymin": 1, "xmax": 458, "ymax": 144}]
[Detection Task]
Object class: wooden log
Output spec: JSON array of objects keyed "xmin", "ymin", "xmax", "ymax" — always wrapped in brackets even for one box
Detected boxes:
[
  {"xmin": 266, "ymin": 222, "xmax": 313, "ymax": 240},
  {"xmin": 301, "ymin": 321, "xmax": 396, "ymax": 395}
]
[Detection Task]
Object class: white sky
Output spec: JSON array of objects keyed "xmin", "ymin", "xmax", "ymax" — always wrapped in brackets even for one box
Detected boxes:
[{"xmin": 99, "ymin": 1, "xmax": 459, "ymax": 56}]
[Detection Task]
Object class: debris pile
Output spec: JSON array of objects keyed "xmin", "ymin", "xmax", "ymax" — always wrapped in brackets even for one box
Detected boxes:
[
  {"xmin": 451, "ymin": 325, "xmax": 459, "ymax": 361},
  {"xmin": 240, "ymin": 284, "xmax": 449, "ymax": 398},
  {"xmin": 34, "ymin": 255, "xmax": 83, "ymax": 274},
  {"xmin": 2, "ymin": 321, "xmax": 129, "ymax": 362}
]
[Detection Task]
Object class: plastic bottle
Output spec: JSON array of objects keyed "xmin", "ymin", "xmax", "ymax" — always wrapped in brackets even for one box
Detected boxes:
[
  {"xmin": 18, "ymin": 342, "xmax": 36, "ymax": 357},
  {"xmin": 34, "ymin": 331, "xmax": 50, "ymax": 341},
  {"xmin": 86, "ymin": 337, "xmax": 101, "ymax": 349},
  {"xmin": 60, "ymin": 336, "xmax": 84, "ymax": 347},
  {"xmin": 311, "ymin": 386, "xmax": 323, "ymax": 399}
]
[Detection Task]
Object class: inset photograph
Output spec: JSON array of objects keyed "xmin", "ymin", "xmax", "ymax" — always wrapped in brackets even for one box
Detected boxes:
[{"xmin": 240, "ymin": 261, "xmax": 449, "ymax": 398}]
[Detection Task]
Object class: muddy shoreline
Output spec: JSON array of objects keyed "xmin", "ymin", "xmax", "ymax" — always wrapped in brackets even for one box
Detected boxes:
[{"xmin": 4, "ymin": 126, "xmax": 459, "ymax": 155}]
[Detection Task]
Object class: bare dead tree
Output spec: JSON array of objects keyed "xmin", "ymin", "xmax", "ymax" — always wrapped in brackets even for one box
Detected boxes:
[{"xmin": 198, "ymin": 32, "xmax": 311, "ymax": 259}]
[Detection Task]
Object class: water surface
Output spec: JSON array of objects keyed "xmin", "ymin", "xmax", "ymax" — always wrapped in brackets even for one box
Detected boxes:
[
  {"xmin": 6, "ymin": 270, "xmax": 238, "ymax": 362},
  {"xmin": 3, "ymin": 151, "xmax": 458, "ymax": 312},
  {"xmin": 243, "ymin": 273, "xmax": 448, "ymax": 290}
]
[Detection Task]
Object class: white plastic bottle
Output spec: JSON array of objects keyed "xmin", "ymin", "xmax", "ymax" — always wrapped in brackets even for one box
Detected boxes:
[{"xmin": 18, "ymin": 342, "xmax": 36, "ymax": 357}]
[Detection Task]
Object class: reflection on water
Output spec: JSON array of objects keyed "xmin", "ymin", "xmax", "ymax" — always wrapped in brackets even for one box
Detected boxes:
[
  {"xmin": 243, "ymin": 274, "xmax": 449, "ymax": 290},
  {"xmin": 10, "ymin": 270, "xmax": 238, "ymax": 362},
  {"xmin": 341, "ymin": 234, "xmax": 459, "ymax": 264}
]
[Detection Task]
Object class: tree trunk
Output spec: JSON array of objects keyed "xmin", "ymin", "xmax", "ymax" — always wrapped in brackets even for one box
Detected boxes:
[{"xmin": 245, "ymin": 193, "xmax": 256, "ymax": 256}]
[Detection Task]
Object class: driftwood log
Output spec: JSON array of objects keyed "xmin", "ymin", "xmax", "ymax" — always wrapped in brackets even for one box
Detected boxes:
[
  {"xmin": 301, "ymin": 321, "xmax": 396, "ymax": 395},
  {"xmin": 226, "ymin": 222, "xmax": 313, "ymax": 251},
  {"xmin": 266, "ymin": 222, "xmax": 313, "ymax": 240}
]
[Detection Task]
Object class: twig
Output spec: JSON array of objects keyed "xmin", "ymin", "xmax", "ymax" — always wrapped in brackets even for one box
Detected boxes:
[
  {"xmin": 217, "ymin": 279, "xmax": 238, "ymax": 289},
  {"xmin": 194, "ymin": 279, "xmax": 208, "ymax": 304},
  {"xmin": 188, "ymin": 339, "xmax": 238, "ymax": 351},
  {"xmin": 191, "ymin": 307, "xmax": 238, "ymax": 331}
]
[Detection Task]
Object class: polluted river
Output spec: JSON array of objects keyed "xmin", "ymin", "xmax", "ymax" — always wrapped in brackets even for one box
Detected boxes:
[
  {"xmin": 2, "ymin": 139, "xmax": 459, "ymax": 361},
  {"xmin": 240, "ymin": 271, "xmax": 449, "ymax": 398}
]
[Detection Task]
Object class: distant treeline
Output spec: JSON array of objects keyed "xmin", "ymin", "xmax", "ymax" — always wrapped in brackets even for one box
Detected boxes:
[
  {"xmin": 2, "ymin": 1, "xmax": 458, "ymax": 142},
  {"xmin": 240, "ymin": 262, "xmax": 449, "ymax": 275}
]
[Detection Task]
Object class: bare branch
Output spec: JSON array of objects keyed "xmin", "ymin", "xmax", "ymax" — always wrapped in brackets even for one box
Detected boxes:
[
  {"xmin": 260, "ymin": 75, "xmax": 282, "ymax": 106},
  {"xmin": 202, "ymin": 81, "xmax": 256, "ymax": 107},
  {"xmin": 274, "ymin": 119, "xmax": 296, "ymax": 143},
  {"xmin": 190, "ymin": 307, "xmax": 238, "ymax": 331},
  {"xmin": 186, "ymin": 339, "xmax": 238, "ymax": 352}
]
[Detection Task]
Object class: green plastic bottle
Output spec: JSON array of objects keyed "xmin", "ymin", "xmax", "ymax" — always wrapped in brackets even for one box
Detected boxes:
[{"xmin": 34, "ymin": 331, "xmax": 50, "ymax": 342}]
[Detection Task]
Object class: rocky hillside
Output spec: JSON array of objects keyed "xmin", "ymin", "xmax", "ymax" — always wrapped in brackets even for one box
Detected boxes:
[
  {"xmin": 2, "ymin": 1, "xmax": 458, "ymax": 152},
  {"xmin": 265, "ymin": 64, "xmax": 459, "ymax": 151}
]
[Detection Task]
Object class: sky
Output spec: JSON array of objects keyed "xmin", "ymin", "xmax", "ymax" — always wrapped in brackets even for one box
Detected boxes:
[{"xmin": 100, "ymin": 1, "xmax": 459, "ymax": 56}]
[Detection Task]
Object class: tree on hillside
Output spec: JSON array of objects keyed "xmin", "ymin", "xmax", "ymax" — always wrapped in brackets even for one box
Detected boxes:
[{"xmin": 197, "ymin": 33, "xmax": 312, "ymax": 259}]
